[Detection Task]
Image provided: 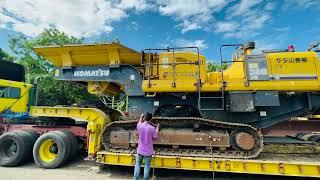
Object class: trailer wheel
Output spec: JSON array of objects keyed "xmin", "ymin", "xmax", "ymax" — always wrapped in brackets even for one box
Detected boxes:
[
  {"xmin": 33, "ymin": 131, "xmax": 72, "ymax": 168},
  {"xmin": 0, "ymin": 131, "xmax": 33, "ymax": 167},
  {"xmin": 310, "ymin": 135, "xmax": 320, "ymax": 142},
  {"xmin": 22, "ymin": 130, "xmax": 39, "ymax": 143},
  {"xmin": 295, "ymin": 132, "xmax": 307, "ymax": 139},
  {"xmin": 15, "ymin": 130, "xmax": 37, "ymax": 161},
  {"xmin": 61, "ymin": 130, "xmax": 79, "ymax": 158}
]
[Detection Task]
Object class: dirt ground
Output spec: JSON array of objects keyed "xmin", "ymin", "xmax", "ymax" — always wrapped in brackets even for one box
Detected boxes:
[{"xmin": 0, "ymin": 157, "xmax": 311, "ymax": 180}]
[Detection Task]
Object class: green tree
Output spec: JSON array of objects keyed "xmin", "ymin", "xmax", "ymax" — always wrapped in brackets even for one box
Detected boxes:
[
  {"xmin": 206, "ymin": 62, "xmax": 219, "ymax": 72},
  {"xmin": 112, "ymin": 37, "xmax": 121, "ymax": 43},
  {"xmin": 8, "ymin": 28, "xmax": 96, "ymax": 106},
  {"xmin": 0, "ymin": 48, "xmax": 15, "ymax": 62},
  {"xmin": 206, "ymin": 61, "xmax": 228, "ymax": 72}
]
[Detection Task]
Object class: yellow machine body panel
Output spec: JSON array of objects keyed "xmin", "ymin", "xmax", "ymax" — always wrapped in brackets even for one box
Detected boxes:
[
  {"xmin": 0, "ymin": 79, "xmax": 32, "ymax": 113},
  {"xmin": 157, "ymin": 52, "xmax": 206, "ymax": 81},
  {"xmin": 33, "ymin": 43, "xmax": 141, "ymax": 67},
  {"xmin": 143, "ymin": 51, "xmax": 320, "ymax": 92},
  {"xmin": 34, "ymin": 43, "xmax": 320, "ymax": 93},
  {"xmin": 87, "ymin": 81, "xmax": 121, "ymax": 96},
  {"xmin": 267, "ymin": 52, "xmax": 319, "ymax": 79},
  {"xmin": 142, "ymin": 51, "xmax": 206, "ymax": 91}
]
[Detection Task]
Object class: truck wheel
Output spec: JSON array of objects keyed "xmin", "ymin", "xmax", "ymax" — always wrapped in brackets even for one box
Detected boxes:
[
  {"xmin": 310, "ymin": 135, "xmax": 320, "ymax": 142},
  {"xmin": 22, "ymin": 130, "xmax": 39, "ymax": 143},
  {"xmin": 0, "ymin": 131, "xmax": 32, "ymax": 167},
  {"xmin": 15, "ymin": 130, "xmax": 37, "ymax": 162},
  {"xmin": 61, "ymin": 130, "xmax": 79, "ymax": 158},
  {"xmin": 33, "ymin": 131, "xmax": 72, "ymax": 168},
  {"xmin": 295, "ymin": 132, "xmax": 307, "ymax": 139}
]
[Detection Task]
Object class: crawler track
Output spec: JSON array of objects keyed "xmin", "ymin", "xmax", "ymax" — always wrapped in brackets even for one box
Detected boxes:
[{"xmin": 101, "ymin": 117, "xmax": 263, "ymax": 159}]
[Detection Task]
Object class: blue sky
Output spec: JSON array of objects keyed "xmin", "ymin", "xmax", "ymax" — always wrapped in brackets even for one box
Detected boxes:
[{"xmin": 0, "ymin": 0, "xmax": 320, "ymax": 61}]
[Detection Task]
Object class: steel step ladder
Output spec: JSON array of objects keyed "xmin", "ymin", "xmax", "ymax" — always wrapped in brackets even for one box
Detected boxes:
[{"xmin": 198, "ymin": 44, "xmax": 243, "ymax": 111}]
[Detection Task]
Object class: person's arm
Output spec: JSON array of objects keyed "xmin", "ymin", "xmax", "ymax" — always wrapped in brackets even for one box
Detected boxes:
[
  {"xmin": 136, "ymin": 114, "xmax": 144, "ymax": 139},
  {"xmin": 153, "ymin": 123, "xmax": 160, "ymax": 139},
  {"xmin": 156, "ymin": 123, "xmax": 160, "ymax": 133},
  {"xmin": 139, "ymin": 114, "xmax": 144, "ymax": 124}
]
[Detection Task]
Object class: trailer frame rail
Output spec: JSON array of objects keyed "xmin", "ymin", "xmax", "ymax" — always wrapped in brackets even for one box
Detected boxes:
[{"xmin": 96, "ymin": 151, "xmax": 320, "ymax": 178}]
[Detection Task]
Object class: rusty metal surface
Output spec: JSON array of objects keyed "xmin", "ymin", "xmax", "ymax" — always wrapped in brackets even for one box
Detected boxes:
[
  {"xmin": 262, "ymin": 120, "xmax": 320, "ymax": 136},
  {"xmin": 0, "ymin": 124, "xmax": 88, "ymax": 138},
  {"xmin": 110, "ymin": 130, "xmax": 130, "ymax": 148},
  {"xmin": 235, "ymin": 132, "xmax": 256, "ymax": 150},
  {"xmin": 110, "ymin": 129, "xmax": 230, "ymax": 148}
]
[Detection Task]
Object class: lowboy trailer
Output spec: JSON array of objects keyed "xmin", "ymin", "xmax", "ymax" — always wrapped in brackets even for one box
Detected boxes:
[
  {"xmin": 0, "ymin": 106, "xmax": 319, "ymax": 177},
  {"xmin": 1, "ymin": 43, "xmax": 320, "ymax": 177}
]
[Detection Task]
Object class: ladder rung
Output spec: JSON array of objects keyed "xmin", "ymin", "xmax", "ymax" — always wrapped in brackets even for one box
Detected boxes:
[
  {"xmin": 200, "ymin": 108, "xmax": 224, "ymax": 111},
  {"xmin": 221, "ymin": 60, "xmax": 244, "ymax": 63},
  {"xmin": 200, "ymin": 97, "xmax": 223, "ymax": 99}
]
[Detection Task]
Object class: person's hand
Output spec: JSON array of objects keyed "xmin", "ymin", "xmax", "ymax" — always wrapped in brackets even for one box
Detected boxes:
[{"xmin": 156, "ymin": 123, "xmax": 160, "ymax": 132}]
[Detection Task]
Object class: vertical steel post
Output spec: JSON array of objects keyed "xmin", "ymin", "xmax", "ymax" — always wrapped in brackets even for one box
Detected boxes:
[{"xmin": 172, "ymin": 48, "xmax": 176, "ymax": 87}]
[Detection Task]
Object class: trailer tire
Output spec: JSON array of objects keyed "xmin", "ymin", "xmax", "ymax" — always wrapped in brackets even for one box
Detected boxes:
[
  {"xmin": 51, "ymin": 131, "xmax": 72, "ymax": 165},
  {"xmin": 33, "ymin": 131, "xmax": 72, "ymax": 169},
  {"xmin": 0, "ymin": 131, "xmax": 32, "ymax": 167},
  {"xmin": 22, "ymin": 129, "xmax": 39, "ymax": 143},
  {"xmin": 15, "ymin": 130, "xmax": 37, "ymax": 162},
  {"xmin": 295, "ymin": 132, "xmax": 307, "ymax": 139},
  {"xmin": 61, "ymin": 130, "xmax": 79, "ymax": 158},
  {"xmin": 310, "ymin": 135, "xmax": 320, "ymax": 142}
]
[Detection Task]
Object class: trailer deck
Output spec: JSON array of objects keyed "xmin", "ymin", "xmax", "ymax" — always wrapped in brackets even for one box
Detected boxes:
[
  {"xmin": 2, "ymin": 106, "xmax": 319, "ymax": 177},
  {"xmin": 96, "ymin": 151, "xmax": 320, "ymax": 178}
]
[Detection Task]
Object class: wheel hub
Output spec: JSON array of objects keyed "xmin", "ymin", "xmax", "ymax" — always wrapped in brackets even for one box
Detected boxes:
[
  {"xmin": 9, "ymin": 143, "xmax": 17, "ymax": 153},
  {"xmin": 39, "ymin": 139, "xmax": 58, "ymax": 163},
  {"xmin": 49, "ymin": 145, "xmax": 58, "ymax": 154}
]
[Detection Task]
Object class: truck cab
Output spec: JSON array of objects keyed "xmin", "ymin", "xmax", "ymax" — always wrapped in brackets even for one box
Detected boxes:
[{"xmin": 0, "ymin": 60, "xmax": 33, "ymax": 117}]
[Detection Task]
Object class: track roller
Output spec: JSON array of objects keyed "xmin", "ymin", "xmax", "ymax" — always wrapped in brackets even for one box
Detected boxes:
[
  {"xmin": 0, "ymin": 130, "xmax": 35, "ymax": 167},
  {"xmin": 230, "ymin": 130, "xmax": 257, "ymax": 151},
  {"xmin": 33, "ymin": 131, "xmax": 72, "ymax": 169}
]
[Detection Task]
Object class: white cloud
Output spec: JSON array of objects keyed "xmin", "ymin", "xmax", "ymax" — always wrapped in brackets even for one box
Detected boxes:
[
  {"xmin": 254, "ymin": 33, "xmax": 289, "ymax": 53},
  {"xmin": 0, "ymin": 0, "xmax": 307, "ymax": 44},
  {"xmin": 228, "ymin": 0, "xmax": 262, "ymax": 17},
  {"xmin": 156, "ymin": 0, "xmax": 274, "ymax": 39},
  {"xmin": 159, "ymin": 36, "xmax": 207, "ymax": 50},
  {"xmin": 176, "ymin": 39, "xmax": 208, "ymax": 49},
  {"xmin": 214, "ymin": 21, "xmax": 239, "ymax": 33},
  {"xmin": 284, "ymin": 0, "xmax": 320, "ymax": 9},
  {"xmin": 116, "ymin": 0, "xmax": 152, "ymax": 11},
  {"xmin": 0, "ymin": 13, "xmax": 18, "ymax": 28},
  {"xmin": 0, "ymin": 0, "xmax": 150, "ymax": 37},
  {"xmin": 216, "ymin": 0, "xmax": 273, "ymax": 39},
  {"xmin": 157, "ymin": 0, "xmax": 227, "ymax": 33},
  {"xmin": 159, "ymin": 0, "xmax": 208, "ymax": 19},
  {"xmin": 254, "ymin": 39, "xmax": 279, "ymax": 53},
  {"xmin": 243, "ymin": 13, "xmax": 270, "ymax": 30},
  {"xmin": 264, "ymin": 2, "xmax": 275, "ymax": 11},
  {"xmin": 131, "ymin": 21, "xmax": 139, "ymax": 31},
  {"xmin": 179, "ymin": 20, "xmax": 201, "ymax": 33}
]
